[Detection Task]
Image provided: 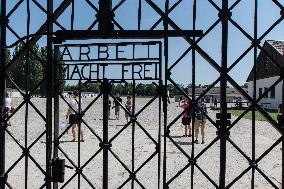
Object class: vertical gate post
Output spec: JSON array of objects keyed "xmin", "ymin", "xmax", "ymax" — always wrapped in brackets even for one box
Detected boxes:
[
  {"xmin": 0, "ymin": 0, "xmax": 7, "ymax": 188},
  {"xmin": 101, "ymin": 79, "xmax": 110, "ymax": 189},
  {"xmin": 53, "ymin": 46, "xmax": 60, "ymax": 189},
  {"xmin": 98, "ymin": 0, "xmax": 113, "ymax": 36},
  {"xmin": 46, "ymin": 0, "xmax": 54, "ymax": 188},
  {"xmin": 163, "ymin": 1, "xmax": 169, "ymax": 188},
  {"xmin": 219, "ymin": 0, "xmax": 230, "ymax": 188}
]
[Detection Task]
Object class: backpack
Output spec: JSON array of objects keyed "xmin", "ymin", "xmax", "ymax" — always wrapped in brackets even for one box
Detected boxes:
[{"xmin": 195, "ymin": 103, "xmax": 207, "ymax": 120}]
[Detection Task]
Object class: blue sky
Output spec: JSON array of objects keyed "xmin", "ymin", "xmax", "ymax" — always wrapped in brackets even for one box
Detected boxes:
[{"xmin": 3, "ymin": 0, "xmax": 284, "ymax": 86}]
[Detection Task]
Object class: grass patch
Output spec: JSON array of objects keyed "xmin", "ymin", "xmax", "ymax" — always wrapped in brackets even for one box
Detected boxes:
[{"xmin": 228, "ymin": 109, "xmax": 278, "ymax": 122}]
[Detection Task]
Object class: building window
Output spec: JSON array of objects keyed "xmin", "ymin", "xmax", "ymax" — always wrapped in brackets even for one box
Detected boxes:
[
  {"xmin": 264, "ymin": 87, "xmax": 268, "ymax": 98},
  {"xmin": 270, "ymin": 86, "xmax": 275, "ymax": 98},
  {"xmin": 259, "ymin": 88, "xmax": 263, "ymax": 98}
]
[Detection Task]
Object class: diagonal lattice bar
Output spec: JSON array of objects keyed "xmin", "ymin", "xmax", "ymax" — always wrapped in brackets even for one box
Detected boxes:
[
  {"xmin": 6, "ymin": 25, "xmax": 46, "ymax": 66},
  {"xmin": 5, "ymin": 0, "xmax": 72, "ymax": 71},
  {"xmin": 227, "ymin": 138, "xmax": 251, "ymax": 162},
  {"xmin": 195, "ymin": 163, "xmax": 219, "ymax": 188},
  {"xmin": 58, "ymin": 147, "xmax": 102, "ymax": 189},
  {"xmin": 31, "ymin": 0, "xmax": 66, "ymax": 30},
  {"xmin": 146, "ymin": 0, "xmax": 282, "ymax": 135},
  {"xmin": 150, "ymin": 0, "xmax": 182, "ymax": 30},
  {"xmin": 166, "ymin": 162, "xmax": 191, "ymax": 186},
  {"xmin": 226, "ymin": 166, "xmax": 251, "ymax": 188},
  {"xmin": 256, "ymin": 137, "xmax": 282, "ymax": 164},
  {"xmin": 255, "ymin": 166, "xmax": 278, "ymax": 188},
  {"xmin": 195, "ymin": 136, "xmax": 220, "ymax": 160}
]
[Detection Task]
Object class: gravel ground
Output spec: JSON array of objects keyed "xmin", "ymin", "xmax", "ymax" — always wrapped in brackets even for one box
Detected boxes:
[{"xmin": 4, "ymin": 97, "xmax": 282, "ymax": 189}]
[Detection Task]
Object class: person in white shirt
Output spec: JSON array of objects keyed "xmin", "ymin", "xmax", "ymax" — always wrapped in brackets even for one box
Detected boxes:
[
  {"xmin": 66, "ymin": 91, "xmax": 84, "ymax": 142},
  {"xmin": 4, "ymin": 93, "xmax": 12, "ymax": 126},
  {"xmin": 5, "ymin": 94, "xmax": 12, "ymax": 111}
]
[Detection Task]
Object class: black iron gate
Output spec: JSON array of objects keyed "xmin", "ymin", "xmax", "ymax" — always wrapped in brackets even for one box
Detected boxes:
[
  {"xmin": 52, "ymin": 41, "xmax": 163, "ymax": 188},
  {"xmin": 0, "ymin": 0, "xmax": 284, "ymax": 188}
]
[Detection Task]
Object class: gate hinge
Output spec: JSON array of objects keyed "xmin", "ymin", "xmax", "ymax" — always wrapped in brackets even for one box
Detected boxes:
[
  {"xmin": 129, "ymin": 172, "xmax": 136, "ymax": 179},
  {"xmin": 280, "ymin": 9, "xmax": 284, "ymax": 18},
  {"xmin": 188, "ymin": 158, "xmax": 196, "ymax": 165},
  {"xmin": 251, "ymin": 39, "xmax": 260, "ymax": 48},
  {"xmin": 218, "ymin": 9, "xmax": 232, "ymax": 21},
  {"xmin": 51, "ymin": 158, "xmax": 65, "ymax": 183},
  {"xmin": 249, "ymin": 161, "xmax": 258, "ymax": 168},
  {"xmin": 0, "ymin": 16, "xmax": 9, "ymax": 26}
]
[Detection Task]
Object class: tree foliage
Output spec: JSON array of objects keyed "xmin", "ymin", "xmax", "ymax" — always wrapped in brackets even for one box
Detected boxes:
[
  {"xmin": 7, "ymin": 44, "xmax": 65, "ymax": 96},
  {"xmin": 8, "ymin": 43, "xmax": 44, "ymax": 93},
  {"xmin": 64, "ymin": 82, "xmax": 189, "ymax": 97}
]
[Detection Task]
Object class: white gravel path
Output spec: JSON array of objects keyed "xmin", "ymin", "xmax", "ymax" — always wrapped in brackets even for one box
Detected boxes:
[{"xmin": 4, "ymin": 97, "xmax": 282, "ymax": 188}]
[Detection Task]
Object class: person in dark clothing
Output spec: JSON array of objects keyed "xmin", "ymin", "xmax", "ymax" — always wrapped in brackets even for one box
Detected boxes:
[
  {"xmin": 278, "ymin": 103, "xmax": 283, "ymax": 115},
  {"xmin": 107, "ymin": 99, "xmax": 112, "ymax": 119},
  {"xmin": 180, "ymin": 100, "xmax": 192, "ymax": 137},
  {"xmin": 194, "ymin": 98, "xmax": 208, "ymax": 144},
  {"xmin": 125, "ymin": 96, "xmax": 132, "ymax": 122},
  {"xmin": 214, "ymin": 98, "xmax": 218, "ymax": 108},
  {"xmin": 113, "ymin": 94, "xmax": 122, "ymax": 120}
]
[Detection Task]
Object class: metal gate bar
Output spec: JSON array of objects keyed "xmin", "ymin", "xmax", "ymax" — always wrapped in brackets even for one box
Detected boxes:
[
  {"xmin": 162, "ymin": 1, "xmax": 169, "ymax": 188},
  {"xmin": 53, "ymin": 46, "xmax": 60, "ymax": 189},
  {"xmin": 46, "ymin": 1, "xmax": 54, "ymax": 188},
  {"xmin": 1, "ymin": 0, "xmax": 283, "ymax": 188},
  {"xmin": 102, "ymin": 79, "xmax": 109, "ymax": 189},
  {"xmin": 191, "ymin": 1, "xmax": 197, "ymax": 188},
  {"xmin": 219, "ymin": 1, "xmax": 229, "ymax": 188},
  {"xmin": 251, "ymin": 0, "xmax": 257, "ymax": 188},
  {"xmin": 0, "ymin": 0, "xmax": 7, "ymax": 188}
]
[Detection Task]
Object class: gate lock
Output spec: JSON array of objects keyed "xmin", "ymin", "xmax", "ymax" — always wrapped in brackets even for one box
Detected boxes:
[
  {"xmin": 51, "ymin": 158, "xmax": 74, "ymax": 183},
  {"xmin": 51, "ymin": 158, "xmax": 65, "ymax": 183},
  {"xmin": 51, "ymin": 158, "xmax": 75, "ymax": 183}
]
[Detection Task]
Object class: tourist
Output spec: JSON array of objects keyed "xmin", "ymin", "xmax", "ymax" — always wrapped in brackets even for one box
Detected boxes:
[
  {"xmin": 194, "ymin": 98, "xmax": 207, "ymax": 144},
  {"xmin": 113, "ymin": 94, "xmax": 122, "ymax": 120},
  {"xmin": 278, "ymin": 103, "xmax": 283, "ymax": 115},
  {"xmin": 66, "ymin": 91, "xmax": 84, "ymax": 142},
  {"xmin": 180, "ymin": 99, "xmax": 192, "ymax": 137},
  {"xmin": 214, "ymin": 98, "xmax": 218, "ymax": 108},
  {"xmin": 4, "ymin": 93, "xmax": 13, "ymax": 126},
  {"xmin": 178, "ymin": 96, "xmax": 183, "ymax": 107},
  {"xmin": 108, "ymin": 99, "xmax": 112, "ymax": 119},
  {"xmin": 125, "ymin": 96, "xmax": 132, "ymax": 122}
]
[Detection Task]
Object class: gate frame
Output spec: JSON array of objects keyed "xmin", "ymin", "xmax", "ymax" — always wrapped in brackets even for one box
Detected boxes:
[{"xmin": 1, "ymin": 0, "xmax": 283, "ymax": 188}]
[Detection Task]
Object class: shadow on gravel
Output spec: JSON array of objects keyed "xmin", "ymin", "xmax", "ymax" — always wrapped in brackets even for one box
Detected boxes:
[
  {"xmin": 175, "ymin": 141, "xmax": 192, "ymax": 145},
  {"xmin": 161, "ymin": 135, "xmax": 183, "ymax": 139}
]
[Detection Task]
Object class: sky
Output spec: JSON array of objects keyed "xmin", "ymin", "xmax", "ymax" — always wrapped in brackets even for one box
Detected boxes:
[{"xmin": 2, "ymin": 0, "xmax": 284, "ymax": 87}]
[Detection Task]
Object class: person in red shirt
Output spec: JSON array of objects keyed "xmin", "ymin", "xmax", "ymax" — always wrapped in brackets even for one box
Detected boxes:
[{"xmin": 180, "ymin": 100, "xmax": 192, "ymax": 137}]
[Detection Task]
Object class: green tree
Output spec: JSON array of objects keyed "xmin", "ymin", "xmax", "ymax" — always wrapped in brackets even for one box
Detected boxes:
[
  {"xmin": 8, "ymin": 44, "xmax": 66, "ymax": 96},
  {"xmin": 39, "ymin": 46, "xmax": 66, "ymax": 96},
  {"xmin": 242, "ymin": 83, "xmax": 248, "ymax": 88},
  {"xmin": 136, "ymin": 83, "xmax": 145, "ymax": 96},
  {"xmin": 9, "ymin": 43, "xmax": 43, "ymax": 93}
]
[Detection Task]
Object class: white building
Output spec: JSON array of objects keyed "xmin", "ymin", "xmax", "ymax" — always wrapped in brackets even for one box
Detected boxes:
[{"xmin": 247, "ymin": 40, "xmax": 284, "ymax": 110}]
